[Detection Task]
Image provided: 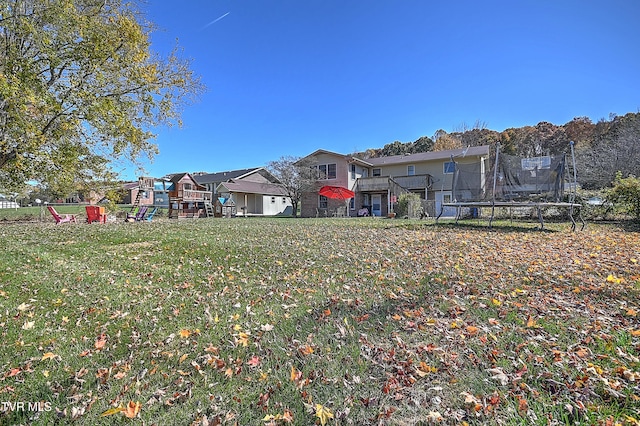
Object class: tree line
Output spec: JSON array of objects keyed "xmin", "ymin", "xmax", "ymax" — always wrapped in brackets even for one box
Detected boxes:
[{"xmin": 358, "ymin": 113, "xmax": 640, "ymax": 190}]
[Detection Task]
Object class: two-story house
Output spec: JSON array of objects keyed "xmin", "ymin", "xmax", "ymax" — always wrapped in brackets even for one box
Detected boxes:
[
  {"xmin": 299, "ymin": 146, "xmax": 490, "ymax": 218},
  {"xmin": 195, "ymin": 168, "xmax": 292, "ymax": 216}
]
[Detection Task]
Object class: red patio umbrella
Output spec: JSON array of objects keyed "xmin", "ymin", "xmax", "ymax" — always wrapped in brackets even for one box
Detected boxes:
[{"xmin": 318, "ymin": 185, "xmax": 355, "ymax": 200}]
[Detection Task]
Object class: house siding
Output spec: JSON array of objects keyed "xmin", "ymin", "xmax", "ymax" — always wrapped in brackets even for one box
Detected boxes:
[{"xmin": 299, "ymin": 146, "xmax": 489, "ymax": 218}]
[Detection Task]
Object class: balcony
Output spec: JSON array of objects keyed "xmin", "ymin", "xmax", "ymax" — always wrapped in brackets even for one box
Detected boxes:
[
  {"xmin": 392, "ymin": 175, "xmax": 431, "ymax": 190},
  {"xmin": 355, "ymin": 176, "xmax": 390, "ymax": 192},
  {"xmin": 170, "ymin": 189, "xmax": 212, "ymax": 202},
  {"xmin": 355, "ymin": 174, "xmax": 431, "ymax": 192}
]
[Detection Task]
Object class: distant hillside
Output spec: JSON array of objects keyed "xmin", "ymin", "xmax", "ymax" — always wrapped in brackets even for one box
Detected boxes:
[{"xmin": 359, "ymin": 112, "xmax": 640, "ymax": 189}]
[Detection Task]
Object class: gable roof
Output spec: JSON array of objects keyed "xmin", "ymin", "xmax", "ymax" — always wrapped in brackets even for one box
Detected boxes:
[
  {"xmin": 298, "ymin": 149, "xmax": 373, "ymax": 167},
  {"xmin": 217, "ymin": 180, "xmax": 288, "ymax": 196},
  {"xmin": 194, "ymin": 168, "xmax": 263, "ymax": 185},
  {"xmin": 166, "ymin": 172, "xmax": 206, "ymax": 190},
  {"xmin": 365, "ymin": 145, "xmax": 490, "ymax": 166}
]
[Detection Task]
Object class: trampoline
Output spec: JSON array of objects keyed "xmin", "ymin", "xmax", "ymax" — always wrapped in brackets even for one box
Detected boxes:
[{"xmin": 436, "ymin": 142, "xmax": 584, "ymax": 230}]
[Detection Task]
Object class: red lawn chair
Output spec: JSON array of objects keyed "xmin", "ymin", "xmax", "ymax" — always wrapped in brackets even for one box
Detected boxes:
[
  {"xmin": 47, "ymin": 206, "xmax": 77, "ymax": 224},
  {"xmin": 85, "ymin": 205, "xmax": 107, "ymax": 224}
]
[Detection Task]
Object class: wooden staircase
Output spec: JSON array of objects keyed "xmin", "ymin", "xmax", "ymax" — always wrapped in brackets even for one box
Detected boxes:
[{"xmin": 204, "ymin": 200, "xmax": 215, "ymax": 217}]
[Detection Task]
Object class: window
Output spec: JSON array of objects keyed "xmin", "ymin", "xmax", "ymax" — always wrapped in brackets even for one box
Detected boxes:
[
  {"xmin": 315, "ymin": 163, "xmax": 337, "ymax": 180},
  {"xmin": 349, "ymin": 197, "xmax": 355, "ymax": 210},
  {"xmin": 373, "ymin": 168, "xmax": 381, "ymax": 177},
  {"xmin": 351, "ymin": 164, "xmax": 356, "ymax": 180},
  {"xmin": 318, "ymin": 164, "xmax": 327, "ymax": 179},
  {"xmin": 327, "ymin": 163, "xmax": 337, "ymax": 179},
  {"xmin": 407, "ymin": 165, "xmax": 415, "ymax": 176},
  {"xmin": 319, "ymin": 195, "xmax": 328, "ymax": 209},
  {"xmin": 271, "ymin": 197, "xmax": 276, "ymax": 203},
  {"xmin": 282, "ymin": 197, "xmax": 287, "ymax": 203},
  {"xmin": 444, "ymin": 161, "xmax": 456, "ymax": 174}
]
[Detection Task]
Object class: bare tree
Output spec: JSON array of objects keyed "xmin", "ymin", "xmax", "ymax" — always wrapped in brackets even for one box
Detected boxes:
[{"xmin": 267, "ymin": 156, "xmax": 317, "ymax": 218}]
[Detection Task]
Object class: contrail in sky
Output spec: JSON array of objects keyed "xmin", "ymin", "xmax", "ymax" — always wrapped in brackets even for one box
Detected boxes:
[{"xmin": 201, "ymin": 12, "xmax": 230, "ymax": 30}]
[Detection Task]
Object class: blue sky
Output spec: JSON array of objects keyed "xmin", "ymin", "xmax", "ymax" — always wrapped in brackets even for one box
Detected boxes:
[{"xmin": 124, "ymin": 0, "xmax": 640, "ymax": 179}]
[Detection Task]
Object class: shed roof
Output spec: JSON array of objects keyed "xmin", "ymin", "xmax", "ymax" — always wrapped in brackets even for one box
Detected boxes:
[
  {"xmin": 194, "ymin": 168, "xmax": 263, "ymax": 185},
  {"xmin": 218, "ymin": 180, "xmax": 288, "ymax": 196}
]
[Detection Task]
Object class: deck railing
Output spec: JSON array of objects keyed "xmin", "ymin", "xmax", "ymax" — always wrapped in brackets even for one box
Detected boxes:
[
  {"xmin": 355, "ymin": 174, "xmax": 431, "ymax": 192},
  {"xmin": 171, "ymin": 189, "xmax": 212, "ymax": 202}
]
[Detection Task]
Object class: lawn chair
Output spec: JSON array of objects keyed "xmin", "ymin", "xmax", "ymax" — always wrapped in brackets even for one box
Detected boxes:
[
  {"xmin": 47, "ymin": 206, "xmax": 77, "ymax": 224},
  {"xmin": 126, "ymin": 206, "xmax": 148, "ymax": 222},
  {"xmin": 85, "ymin": 205, "xmax": 107, "ymax": 224},
  {"xmin": 144, "ymin": 207, "xmax": 158, "ymax": 222}
]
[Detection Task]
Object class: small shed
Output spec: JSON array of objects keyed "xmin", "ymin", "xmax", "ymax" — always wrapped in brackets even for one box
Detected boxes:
[{"xmin": 214, "ymin": 197, "xmax": 237, "ymax": 218}]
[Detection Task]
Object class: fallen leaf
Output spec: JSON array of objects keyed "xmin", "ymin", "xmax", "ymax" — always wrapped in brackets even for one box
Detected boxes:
[
  {"xmin": 517, "ymin": 396, "xmax": 528, "ymax": 412},
  {"xmin": 298, "ymin": 345, "xmax": 314, "ymax": 356},
  {"xmin": 487, "ymin": 368, "xmax": 509, "ymax": 385},
  {"xmin": 237, "ymin": 332, "xmax": 250, "ymax": 347},
  {"xmin": 100, "ymin": 406, "xmax": 124, "ymax": 417},
  {"xmin": 426, "ymin": 411, "xmax": 443, "ymax": 422},
  {"xmin": 95, "ymin": 334, "xmax": 107, "ymax": 350},
  {"xmin": 247, "ymin": 356, "xmax": 261, "ymax": 367},
  {"xmin": 17, "ymin": 302, "xmax": 31, "ymax": 311},
  {"xmin": 22, "ymin": 321, "xmax": 35, "ymax": 330},
  {"xmin": 291, "ymin": 366, "xmax": 302, "ymax": 382},
  {"xmin": 122, "ymin": 401, "xmax": 141, "ymax": 418},
  {"xmin": 315, "ymin": 404, "xmax": 333, "ymax": 426},
  {"xmin": 7, "ymin": 367, "xmax": 21, "ymax": 377},
  {"xmin": 179, "ymin": 329, "xmax": 191, "ymax": 338},
  {"xmin": 41, "ymin": 352, "xmax": 56, "ymax": 361}
]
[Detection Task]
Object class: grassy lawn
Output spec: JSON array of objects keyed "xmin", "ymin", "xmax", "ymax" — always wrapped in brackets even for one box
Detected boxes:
[{"xmin": 0, "ymin": 217, "xmax": 638, "ymax": 425}]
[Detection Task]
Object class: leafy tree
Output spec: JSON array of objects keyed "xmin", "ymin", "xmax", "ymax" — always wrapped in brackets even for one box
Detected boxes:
[
  {"xmin": 267, "ymin": 156, "xmax": 317, "ymax": 218},
  {"xmin": 380, "ymin": 140, "xmax": 410, "ymax": 156},
  {"xmin": 413, "ymin": 135, "xmax": 434, "ymax": 153},
  {"xmin": 0, "ymin": 0, "xmax": 203, "ymax": 192},
  {"xmin": 432, "ymin": 129, "xmax": 462, "ymax": 151},
  {"xmin": 607, "ymin": 172, "xmax": 640, "ymax": 220}
]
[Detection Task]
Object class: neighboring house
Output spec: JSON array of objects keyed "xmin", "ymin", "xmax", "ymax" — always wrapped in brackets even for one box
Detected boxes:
[
  {"xmin": 167, "ymin": 173, "xmax": 212, "ymax": 218},
  {"xmin": 0, "ymin": 194, "xmax": 19, "ymax": 209},
  {"xmin": 212, "ymin": 168, "xmax": 292, "ymax": 216},
  {"xmin": 194, "ymin": 168, "xmax": 259, "ymax": 198},
  {"xmin": 299, "ymin": 146, "xmax": 490, "ymax": 218}
]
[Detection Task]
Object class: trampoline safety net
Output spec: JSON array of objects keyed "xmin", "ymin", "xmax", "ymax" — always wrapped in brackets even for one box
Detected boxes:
[{"xmin": 452, "ymin": 151, "xmax": 569, "ymax": 203}]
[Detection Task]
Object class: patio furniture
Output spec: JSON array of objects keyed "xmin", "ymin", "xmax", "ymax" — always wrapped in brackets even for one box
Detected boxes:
[
  {"xmin": 85, "ymin": 205, "xmax": 107, "ymax": 224},
  {"xmin": 47, "ymin": 206, "xmax": 77, "ymax": 224},
  {"xmin": 126, "ymin": 206, "xmax": 148, "ymax": 222},
  {"xmin": 144, "ymin": 207, "xmax": 158, "ymax": 221}
]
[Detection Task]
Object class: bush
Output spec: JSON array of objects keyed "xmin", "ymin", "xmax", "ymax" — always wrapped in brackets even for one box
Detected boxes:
[
  {"xmin": 607, "ymin": 172, "xmax": 640, "ymax": 220},
  {"xmin": 394, "ymin": 193, "xmax": 422, "ymax": 218}
]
